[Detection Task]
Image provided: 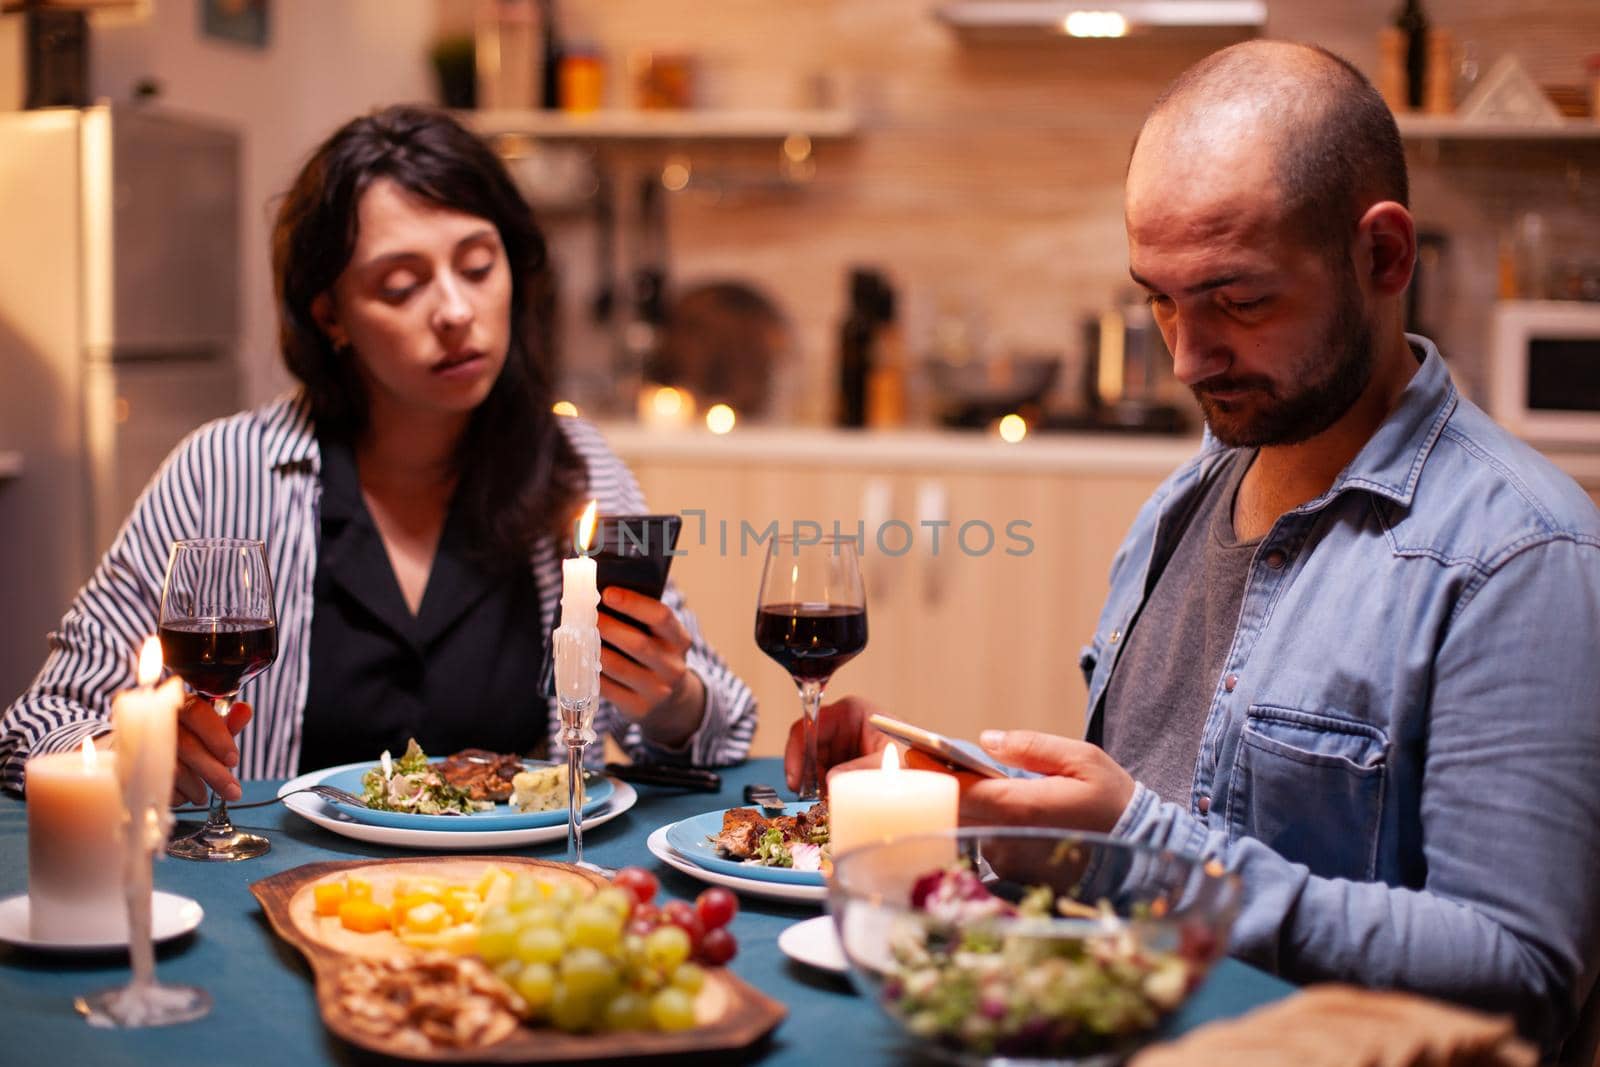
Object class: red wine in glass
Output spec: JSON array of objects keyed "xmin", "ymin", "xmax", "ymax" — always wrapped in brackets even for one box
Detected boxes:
[
  {"xmin": 755, "ymin": 604, "xmax": 867, "ymax": 683},
  {"xmin": 754, "ymin": 535, "xmax": 867, "ymax": 801},
  {"xmin": 158, "ymin": 618, "xmax": 277, "ymax": 699}
]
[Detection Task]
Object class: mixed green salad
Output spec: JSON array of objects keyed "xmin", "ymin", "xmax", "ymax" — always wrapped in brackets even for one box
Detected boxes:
[
  {"xmin": 879, "ymin": 864, "xmax": 1209, "ymax": 1059},
  {"xmin": 359, "ymin": 739, "xmax": 490, "ymax": 815}
]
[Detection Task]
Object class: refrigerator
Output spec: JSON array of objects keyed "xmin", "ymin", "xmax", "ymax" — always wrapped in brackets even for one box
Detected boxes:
[{"xmin": 0, "ymin": 104, "xmax": 241, "ymax": 699}]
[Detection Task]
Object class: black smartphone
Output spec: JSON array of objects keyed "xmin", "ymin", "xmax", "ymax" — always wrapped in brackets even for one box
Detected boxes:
[{"xmin": 591, "ymin": 514, "xmax": 682, "ymax": 640}]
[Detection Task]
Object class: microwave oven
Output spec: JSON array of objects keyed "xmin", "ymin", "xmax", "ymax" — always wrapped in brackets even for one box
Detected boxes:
[{"xmin": 1488, "ymin": 300, "xmax": 1600, "ymax": 446}]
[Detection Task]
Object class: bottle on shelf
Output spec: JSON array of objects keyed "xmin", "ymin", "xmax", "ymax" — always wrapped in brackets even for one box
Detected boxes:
[
  {"xmin": 837, "ymin": 269, "xmax": 896, "ymax": 429},
  {"xmin": 538, "ymin": 0, "xmax": 563, "ymax": 110},
  {"xmin": 1392, "ymin": 0, "xmax": 1430, "ymax": 110}
]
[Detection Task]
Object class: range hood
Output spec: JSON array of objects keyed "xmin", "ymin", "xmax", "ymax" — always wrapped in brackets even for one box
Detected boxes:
[{"xmin": 934, "ymin": 1, "xmax": 1267, "ymax": 39}]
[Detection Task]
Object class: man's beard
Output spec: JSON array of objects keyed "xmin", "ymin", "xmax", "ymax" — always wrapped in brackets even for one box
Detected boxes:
[{"xmin": 1194, "ymin": 280, "xmax": 1376, "ymax": 449}]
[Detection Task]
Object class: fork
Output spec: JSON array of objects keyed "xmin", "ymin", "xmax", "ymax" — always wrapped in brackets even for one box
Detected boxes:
[
  {"xmin": 175, "ymin": 783, "xmax": 368, "ymax": 813},
  {"xmin": 743, "ymin": 783, "xmax": 789, "ymax": 814}
]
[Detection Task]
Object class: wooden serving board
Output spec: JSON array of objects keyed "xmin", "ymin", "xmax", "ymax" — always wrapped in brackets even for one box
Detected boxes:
[{"xmin": 251, "ymin": 856, "xmax": 787, "ymax": 1062}]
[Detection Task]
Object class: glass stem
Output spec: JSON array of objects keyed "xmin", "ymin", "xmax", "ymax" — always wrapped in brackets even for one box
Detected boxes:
[
  {"xmin": 797, "ymin": 678, "xmax": 826, "ymax": 801},
  {"xmin": 566, "ymin": 737, "xmax": 585, "ymax": 866},
  {"xmin": 200, "ymin": 696, "xmax": 236, "ymax": 837},
  {"xmin": 124, "ymin": 824, "xmax": 155, "ymax": 991}
]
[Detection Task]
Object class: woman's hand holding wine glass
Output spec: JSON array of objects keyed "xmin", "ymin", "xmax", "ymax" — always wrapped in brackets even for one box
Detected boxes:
[{"xmin": 171, "ymin": 696, "xmax": 253, "ymax": 806}]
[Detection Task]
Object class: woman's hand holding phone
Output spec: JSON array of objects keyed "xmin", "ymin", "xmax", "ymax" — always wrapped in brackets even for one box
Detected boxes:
[{"xmin": 596, "ymin": 586, "xmax": 706, "ymax": 747}]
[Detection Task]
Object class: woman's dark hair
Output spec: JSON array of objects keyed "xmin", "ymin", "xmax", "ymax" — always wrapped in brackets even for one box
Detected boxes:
[{"xmin": 272, "ymin": 104, "xmax": 584, "ymax": 571}]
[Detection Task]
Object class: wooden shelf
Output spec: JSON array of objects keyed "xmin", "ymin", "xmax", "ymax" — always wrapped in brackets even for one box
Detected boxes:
[
  {"xmin": 1396, "ymin": 115, "xmax": 1600, "ymax": 142},
  {"xmin": 464, "ymin": 108, "xmax": 857, "ymax": 143}
]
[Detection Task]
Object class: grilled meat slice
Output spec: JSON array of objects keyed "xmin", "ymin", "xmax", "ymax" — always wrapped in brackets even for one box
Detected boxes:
[
  {"xmin": 714, "ymin": 806, "xmax": 771, "ymax": 859},
  {"xmin": 795, "ymin": 801, "xmax": 828, "ymax": 841},
  {"xmin": 437, "ymin": 749, "xmax": 524, "ymax": 803}
]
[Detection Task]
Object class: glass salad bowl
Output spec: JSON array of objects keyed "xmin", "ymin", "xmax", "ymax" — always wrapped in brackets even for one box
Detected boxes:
[{"xmin": 827, "ymin": 828, "xmax": 1242, "ymax": 1065}]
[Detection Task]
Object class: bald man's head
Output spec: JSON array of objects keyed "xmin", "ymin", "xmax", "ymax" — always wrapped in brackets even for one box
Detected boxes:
[{"xmin": 1130, "ymin": 41, "xmax": 1407, "ymax": 261}]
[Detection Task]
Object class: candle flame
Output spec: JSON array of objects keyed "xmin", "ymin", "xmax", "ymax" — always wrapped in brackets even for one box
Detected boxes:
[
  {"xmin": 137, "ymin": 635, "xmax": 163, "ymax": 686},
  {"xmin": 881, "ymin": 742, "xmax": 900, "ymax": 772},
  {"xmin": 80, "ymin": 736, "xmax": 97, "ymax": 770},
  {"xmin": 577, "ymin": 500, "xmax": 598, "ymax": 553}
]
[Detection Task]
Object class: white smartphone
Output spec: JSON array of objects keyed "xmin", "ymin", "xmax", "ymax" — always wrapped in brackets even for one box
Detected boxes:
[{"xmin": 867, "ymin": 713, "xmax": 1014, "ymax": 779}]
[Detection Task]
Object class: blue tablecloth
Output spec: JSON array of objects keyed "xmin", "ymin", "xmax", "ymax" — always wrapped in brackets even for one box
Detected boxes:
[{"xmin": 0, "ymin": 758, "xmax": 1292, "ymax": 1064}]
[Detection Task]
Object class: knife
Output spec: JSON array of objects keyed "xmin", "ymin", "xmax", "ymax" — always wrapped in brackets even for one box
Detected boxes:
[{"xmin": 742, "ymin": 783, "xmax": 789, "ymax": 814}]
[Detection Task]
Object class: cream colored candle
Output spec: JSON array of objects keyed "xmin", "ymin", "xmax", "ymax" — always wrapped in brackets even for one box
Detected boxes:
[
  {"xmin": 26, "ymin": 738, "xmax": 124, "ymax": 941},
  {"xmin": 828, "ymin": 743, "xmax": 960, "ymax": 858}
]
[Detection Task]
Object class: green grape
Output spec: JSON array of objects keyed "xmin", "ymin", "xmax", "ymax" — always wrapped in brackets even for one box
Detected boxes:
[
  {"xmin": 478, "ymin": 915, "xmax": 519, "ymax": 963},
  {"xmin": 548, "ymin": 884, "xmax": 579, "ymax": 910},
  {"xmin": 593, "ymin": 886, "xmax": 634, "ymax": 918},
  {"xmin": 549, "ymin": 984, "xmax": 599, "ymax": 1033},
  {"xmin": 644, "ymin": 924, "xmax": 691, "ymax": 972},
  {"xmin": 566, "ymin": 902, "xmax": 624, "ymax": 953},
  {"xmin": 650, "ymin": 987, "xmax": 697, "ymax": 1032},
  {"xmin": 479, "ymin": 903, "xmax": 510, "ymax": 928},
  {"xmin": 513, "ymin": 961, "xmax": 556, "ymax": 1013},
  {"xmin": 632, "ymin": 966, "xmax": 668, "ymax": 995},
  {"xmin": 494, "ymin": 958, "xmax": 523, "ymax": 984},
  {"xmin": 622, "ymin": 933, "xmax": 648, "ymax": 971},
  {"xmin": 515, "ymin": 924, "xmax": 565, "ymax": 965},
  {"xmin": 519, "ymin": 904, "xmax": 560, "ymax": 931},
  {"xmin": 601, "ymin": 990, "xmax": 652, "ymax": 1033},
  {"xmin": 671, "ymin": 961, "xmax": 706, "ymax": 994},
  {"xmin": 560, "ymin": 947, "xmax": 621, "ymax": 1000},
  {"xmin": 507, "ymin": 876, "xmax": 544, "ymax": 913}
]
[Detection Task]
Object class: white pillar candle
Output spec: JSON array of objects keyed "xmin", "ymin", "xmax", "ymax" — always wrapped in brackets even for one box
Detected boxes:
[
  {"xmin": 828, "ymin": 743, "xmax": 960, "ymax": 859},
  {"xmin": 556, "ymin": 500, "xmax": 601, "ymax": 705},
  {"xmin": 26, "ymin": 739, "xmax": 124, "ymax": 941}
]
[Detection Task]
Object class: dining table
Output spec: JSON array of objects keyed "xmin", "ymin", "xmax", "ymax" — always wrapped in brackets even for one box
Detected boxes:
[{"xmin": 0, "ymin": 756, "xmax": 1294, "ymax": 1065}]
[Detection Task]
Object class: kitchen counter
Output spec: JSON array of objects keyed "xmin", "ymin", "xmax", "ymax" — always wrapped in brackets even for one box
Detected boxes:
[{"xmin": 597, "ymin": 423, "xmax": 1204, "ymax": 476}]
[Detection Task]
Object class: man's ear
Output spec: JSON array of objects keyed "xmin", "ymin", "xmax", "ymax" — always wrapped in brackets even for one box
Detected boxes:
[
  {"xmin": 310, "ymin": 293, "xmax": 345, "ymax": 349},
  {"xmin": 1355, "ymin": 200, "xmax": 1416, "ymax": 299}
]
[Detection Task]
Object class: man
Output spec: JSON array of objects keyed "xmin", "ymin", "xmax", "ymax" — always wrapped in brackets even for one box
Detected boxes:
[{"xmin": 791, "ymin": 41, "xmax": 1600, "ymax": 1055}]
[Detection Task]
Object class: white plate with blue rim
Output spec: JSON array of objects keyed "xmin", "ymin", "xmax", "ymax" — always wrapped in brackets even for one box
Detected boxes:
[
  {"xmin": 646, "ymin": 823, "xmax": 827, "ymax": 905},
  {"xmin": 278, "ymin": 762, "xmax": 636, "ymax": 850},
  {"xmin": 663, "ymin": 803, "xmax": 827, "ymax": 887}
]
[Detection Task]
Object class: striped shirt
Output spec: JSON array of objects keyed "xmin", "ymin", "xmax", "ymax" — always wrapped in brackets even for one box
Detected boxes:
[{"xmin": 0, "ymin": 394, "xmax": 756, "ymax": 793}]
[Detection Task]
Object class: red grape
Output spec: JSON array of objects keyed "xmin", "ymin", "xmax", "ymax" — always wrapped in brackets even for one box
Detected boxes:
[
  {"xmin": 612, "ymin": 867, "xmax": 659, "ymax": 908},
  {"xmin": 660, "ymin": 900, "xmax": 705, "ymax": 950},
  {"xmin": 698, "ymin": 926, "xmax": 737, "ymax": 966},
  {"xmin": 627, "ymin": 903, "xmax": 660, "ymax": 937},
  {"xmin": 694, "ymin": 887, "xmax": 738, "ymax": 931}
]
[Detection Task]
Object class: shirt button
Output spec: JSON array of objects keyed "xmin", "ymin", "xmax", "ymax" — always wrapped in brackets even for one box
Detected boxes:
[
  {"xmin": 1108, "ymin": 629, "xmax": 1121, "ymax": 644},
  {"xmin": 1264, "ymin": 549, "xmax": 1287, "ymax": 570},
  {"xmin": 1223, "ymin": 673, "xmax": 1238, "ymax": 692},
  {"xmin": 1198, "ymin": 795, "xmax": 1211, "ymax": 814}
]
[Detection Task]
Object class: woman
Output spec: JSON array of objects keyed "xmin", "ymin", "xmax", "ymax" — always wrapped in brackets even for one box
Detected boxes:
[{"xmin": 0, "ymin": 106, "xmax": 755, "ymax": 802}]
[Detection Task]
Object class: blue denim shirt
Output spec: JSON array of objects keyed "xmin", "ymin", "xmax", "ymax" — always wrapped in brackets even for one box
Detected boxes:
[{"xmin": 1084, "ymin": 337, "xmax": 1600, "ymax": 1051}]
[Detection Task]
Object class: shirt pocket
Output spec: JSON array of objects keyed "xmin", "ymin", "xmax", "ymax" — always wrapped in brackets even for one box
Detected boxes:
[{"xmin": 1226, "ymin": 705, "xmax": 1388, "ymax": 882}]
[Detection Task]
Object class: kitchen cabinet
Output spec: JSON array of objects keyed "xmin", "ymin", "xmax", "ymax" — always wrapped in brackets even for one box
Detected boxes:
[{"xmin": 603, "ymin": 425, "xmax": 1196, "ymax": 757}]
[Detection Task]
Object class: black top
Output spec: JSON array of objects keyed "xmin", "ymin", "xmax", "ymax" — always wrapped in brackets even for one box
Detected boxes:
[{"xmin": 297, "ymin": 436, "xmax": 549, "ymax": 773}]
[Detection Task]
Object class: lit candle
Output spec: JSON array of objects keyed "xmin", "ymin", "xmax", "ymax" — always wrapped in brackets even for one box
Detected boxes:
[
  {"xmin": 26, "ymin": 738, "xmax": 123, "ymax": 941},
  {"xmin": 111, "ymin": 637, "xmax": 185, "ymax": 853},
  {"xmin": 828, "ymin": 743, "xmax": 960, "ymax": 858},
  {"xmin": 555, "ymin": 500, "xmax": 601, "ymax": 703}
]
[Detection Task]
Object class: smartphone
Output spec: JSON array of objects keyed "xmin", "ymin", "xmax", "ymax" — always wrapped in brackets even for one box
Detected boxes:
[
  {"xmin": 867, "ymin": 713, "xmax": 1029, "ymax": 779},
  {"xmin": 590, "ymin": 515, "xmax": 682, "ymax": 653}
]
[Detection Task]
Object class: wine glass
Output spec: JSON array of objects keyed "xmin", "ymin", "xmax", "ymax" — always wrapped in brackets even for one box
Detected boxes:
[
  {"xmin": 755, "ymin": 534, "xmax": 868, "ymax": 801},
  {"xmin": 159, "ymin": 538, "xmax": 278, "ymax": 861}
]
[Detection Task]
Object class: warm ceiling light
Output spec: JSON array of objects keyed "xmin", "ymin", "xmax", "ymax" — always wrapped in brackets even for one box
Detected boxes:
[
  {"xmin": 661, "ymin": 159, "xmax": 691, "ymax": 192},
  {"xmin": 1062, "ymin": 11, "xmax": 1128, "ymax": 36},
  {"xmin": 997, "ymin": 414, "xmax": 1029, "ymax": 443},
  {"xmin": 551, "ymin": 400, "xmax": 579, "ymax": 417}
]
